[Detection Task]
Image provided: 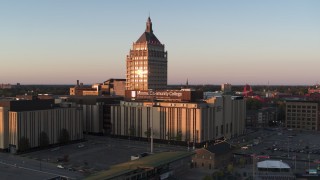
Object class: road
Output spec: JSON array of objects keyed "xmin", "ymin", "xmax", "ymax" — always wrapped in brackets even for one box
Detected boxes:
[{"xmin": 0, "ymin": 151, "xmax": 84, "ymax": 180}]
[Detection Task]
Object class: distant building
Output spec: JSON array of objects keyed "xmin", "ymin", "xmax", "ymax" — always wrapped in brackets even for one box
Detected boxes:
[
  {"xmin": 203, "ymin": 91, "xmax": 223, "ymax": 100},
  {"xmin": 285, "ymin": 101, "xmax": 319, "ymax": 131},
  {"xmin": 0, "ymin": 84, "xmax": 12, "ymax": 89},
  {"xmin": 221, "ymin": 83, "xmax": 232, "ymax": 93},
  {"xmin": 101, "ymin": 79, "xmax": 126, "ymax": 96},
  {"xmin": 126, "ymin": 17, "xmax": 167, "ymax": 91},
  {"xmin": 308, "ymin": 86, "xmax": 320, "ymax": 94},
  {"xmin": 247, "ymin": 107, "xmax": 277, "ymax": 127},
  {"xmin": 192, "ymin": 142, "xmax": 235, "ymax": 169},
  {"xmin": 70, "ymin": 80, "xmax": 101, "ymax": 96}
]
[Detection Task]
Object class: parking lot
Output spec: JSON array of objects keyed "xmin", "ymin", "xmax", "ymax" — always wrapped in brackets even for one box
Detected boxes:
[
  {"xmin": 20, "ymin": 135, "xmax": 188, "ymax": 178},
  {"xmin": 233, "ymin": 128, "xmax": 320, "ymax": 174},
  {"xmin": 2, "ymin": 129, "xmax": 320, "ymax": 179}
]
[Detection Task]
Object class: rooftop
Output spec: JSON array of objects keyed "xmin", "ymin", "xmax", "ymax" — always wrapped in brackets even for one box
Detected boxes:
[{"xmin": 85, "ymin": 151, "xmax": 194, "ymax": 180}]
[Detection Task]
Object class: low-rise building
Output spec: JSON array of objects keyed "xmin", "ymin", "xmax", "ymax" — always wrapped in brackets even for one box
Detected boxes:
[
  {"xmin": 285, "ymin": 101, "xmax": 319, "ymax": 131},
  {"xmin": 0, "ymin": 99, "xmax": 84, "ymax": 151},
  {"xmin": 192, "ymin": 141, "xmax": 235, "ymax": 169},
  {"xmin": 111, "ymin": 92, "xmax": 246, "ymax": 144}
]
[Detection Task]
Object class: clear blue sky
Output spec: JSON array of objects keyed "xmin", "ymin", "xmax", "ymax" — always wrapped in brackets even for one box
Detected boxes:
[{"xmin": 0, "ymin": 0, "xmax": 319, "ymax": 85}]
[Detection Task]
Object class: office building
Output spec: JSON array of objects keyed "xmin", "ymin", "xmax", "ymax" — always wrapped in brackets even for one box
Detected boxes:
[
  {"xmin": 285, "ymin": 101, "xmax": 319, "ymax": 131},
  {"xmin": 8, "ymin": 108, "xmax": 83, "ymax": 151},
  {"xmin": 221, "ymin": 83, "xmax": 232, "ymax": 93},
  {"xmin": 70, "ymin": 80, "xmax": 101, "ymax": 96},
  {"xmin": 111, "ymin": 95, "xmax": 245, "ymax": 144},
  {"xmin": 126, "ymin": 17, "xmax": 168, "ymax": 90},
  {"xmin": 109, "ymin": 17, "xmax": 246, "ymax": 145},
  {"xmin": 101, "ymin": 79, "xmax": 126, "ymax": 96},
  {"xmin": 66, "ymin": 96, "xmax": 123, "ymax": 135},
  {"xmin": 0, "ymin": 99, "xmax": 84, "ymax": 151}
]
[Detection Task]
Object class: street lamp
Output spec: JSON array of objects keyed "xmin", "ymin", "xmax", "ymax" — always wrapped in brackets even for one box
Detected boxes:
[
  {"xmin": 146, "ymin": 91, "xmax": 154, "ymax": 154},
  {"xmin": 150, "ymin": 104, "xmax": 153, "ymax": 154}
]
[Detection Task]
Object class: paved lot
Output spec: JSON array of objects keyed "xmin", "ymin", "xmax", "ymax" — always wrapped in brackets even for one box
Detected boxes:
[
  {"xmin": 232, "ymin": 128, "xmax": 320, "ymax": 175},
  {"xmin": 0, "ymin": 152, "xmax": 82, "ymax": 180},
  {"xmin": 0, "ymin": 135, "xmax": 188, "ymax": 179},
  {"xmin": 3, "ymin": 129, "xmax": 319, "ymax": 179}
]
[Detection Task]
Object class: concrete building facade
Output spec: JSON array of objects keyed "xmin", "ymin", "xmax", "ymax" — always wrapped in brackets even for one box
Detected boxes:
[
  {"xmin": 0, "ymin": 99, "xmax": 84, "ymax": 151},
  {"xmin": 101, "ymin": 79, "xmax": 126, "ymax": 96},
  {"xmin": 110, "ymin": 96, "xmax": 245, "ymax": 144},
  {"xmin": 0, "ymin": 107, "xmax": 9, "ymax": 149},
  {"xmin": 285, "ymin": 101, "xmax": 319, "ymax": 131},
  {"xmin": 8, "ymin": 108, "xmax": 83, "ymax": 150}
]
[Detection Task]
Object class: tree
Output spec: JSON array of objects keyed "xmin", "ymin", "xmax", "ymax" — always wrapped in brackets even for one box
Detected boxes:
[
  {"xmin": 19, "ymin": 137, "xmax": 30, "ymax": 152},
  {"xmin": 202, "ymin": 175, "xmax": 213, "ymax": 180},
  {"xmin": 175, "ymin": 131, "xmax": 182, "ymax": 141},
  {"xmin": 239, "ymin": 157, "xmax": 245, "ymax": 168},
  {"xmin": 144, "ymin": 128, "xmax": 151, "ymax": 139},
  {"xmin": 227, "ymin": 164, "xmax": 234, "ymax": 174},
  {"xmin": 246, "ymin": 98, "xmax": 262, "ymax": 110},
  {"xmin": 129, "ymin": 126, "xmax": 135, "ymax": 137},
  {"xmin": 58, "ymin": 128, "xmax": 70, "ymax": 144},
  {"xmin": 39, "ymin": 131, "xmax": 49, "ymax": 147}
]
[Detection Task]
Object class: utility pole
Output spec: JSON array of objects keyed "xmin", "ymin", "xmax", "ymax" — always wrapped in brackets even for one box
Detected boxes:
[
  {"xmin": 252, "ymin": 154, "xmax": 255, "ymax": 180},
  {"xmin": 308, "ymin": 153, "xmax": 310, "ymax": 170},
  {"xmin": 148, "ymin": 89, "xmax": 155, "ymax": 154},
  {"xmin": 150, "ymin": 104, "xmax": 153, "ymax": 154}
]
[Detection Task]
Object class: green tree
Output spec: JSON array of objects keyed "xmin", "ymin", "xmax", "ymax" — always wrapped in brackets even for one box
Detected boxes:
[
  {"xmin": 246, "ymin": 98, "xmax": 262, "ymax": 110},
  {"xmin": 202, "ymin": 175, "xmax": 213, "ymax": 180},
  {"xmin": 129, "ymin": 126, "xmax": 135, "ymax": 137},
  {"xmin": 227, "ymin": 164, "xmax": 234, "ymax": 174},
  {"xmin": 239, "ymin": 157, "xmax": 245, "ymax": 168},
  {"xmin": 19, "ymin": 137, "xmax": 30, "ymax": 152},
  {"xmin": 58, "ymin": 128, "xmax": 70, "ymax": 144},
  {"xmin": 277, "ymin": 101, "xmax": 286, "ymax": 122},
  {"xmin": 176, "ymin": 131, "xmax": 182, "ymax": 141},
  {"xmin": 213, "ymin": 170, "xmax": 224, "ymax": 180},
  {"xmin": 144, "ymin": 128, "xmax": 151, "ymax": 138},
  {"xmin": 39, "ymin": 131, "xmax": 49, "ymax": 147}
]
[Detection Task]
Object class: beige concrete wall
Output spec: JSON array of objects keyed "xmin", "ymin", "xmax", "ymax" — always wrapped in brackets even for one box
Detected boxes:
[
  {"xmin": 8, "ymin": 108, "xmax": 83, "ymax": 150},
  {"xmin": 0, "ymin": 107, "xmax": 9, "ymax": 149},
  {"xmin": 111, "ymin": 99, "xmax": 245, "ymax": 143},
  {"xmin": 82, "ymin": 104, "xmax": 102, "ymax": 134}
]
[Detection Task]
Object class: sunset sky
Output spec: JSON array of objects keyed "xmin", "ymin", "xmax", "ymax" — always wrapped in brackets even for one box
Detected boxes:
[{"xmin": 1, "ymin": 0, "xmax": 319, "ymax": 85}]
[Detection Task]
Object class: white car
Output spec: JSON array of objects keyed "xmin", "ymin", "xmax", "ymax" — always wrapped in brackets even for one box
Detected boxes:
[
  {"xmin": 57, "ymin": 165, "xmax": 64, "ymax": 169},
  {"xmin": 78, "ymin": 144, "xmax": 85, "ymax": 148}
]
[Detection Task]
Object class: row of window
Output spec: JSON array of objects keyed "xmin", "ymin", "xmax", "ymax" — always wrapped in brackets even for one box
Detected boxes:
[
  {"xmin": 287, "ymin": 114, "xmax": 316, "ymax": 117},
  {"xmin": 287, "ymin": 109, "xmax": 316, "ymax": 113},
  {"xmin": 287, "ymin": 105, "xmax": 317, "ymax": 109},
  {"xmin": 287, "ymin": 118, "xmax": 316, "ymax": 122},
  {"xmin": 286, "ymin": 125, "xmax": 316, "ymax": 130},
  {"xmin": 287, "ymin": 122, "xmax": 316, "ymax": 125}
]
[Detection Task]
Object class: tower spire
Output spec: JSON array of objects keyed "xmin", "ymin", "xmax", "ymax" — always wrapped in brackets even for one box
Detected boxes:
[{"xmin": 146, "ymin": 16, "xmax": 153, "ymax": 33}]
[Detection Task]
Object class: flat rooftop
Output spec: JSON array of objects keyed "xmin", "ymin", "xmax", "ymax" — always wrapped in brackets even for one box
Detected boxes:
[{"xmin": 85, "ymin": 151, "xmax": 194, "ymax": 180}]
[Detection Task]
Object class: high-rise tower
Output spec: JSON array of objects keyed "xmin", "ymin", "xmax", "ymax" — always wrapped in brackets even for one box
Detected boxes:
[{"xmin": 126, "ymin": 17, "xmax": 168, "ymax": 90}]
